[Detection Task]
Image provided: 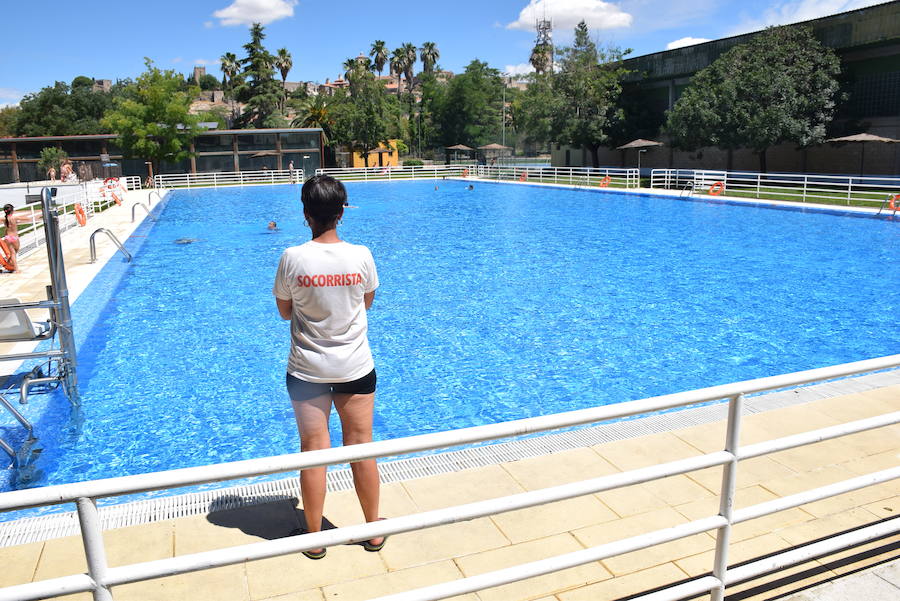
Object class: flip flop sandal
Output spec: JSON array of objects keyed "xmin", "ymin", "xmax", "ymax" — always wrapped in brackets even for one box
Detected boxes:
[
  {"xmin": 290, "ymin": 528, "xmax": 327, "ymax": 560},
  {"xmin": 362, "ymin": 518, "xmax": 388, "ymax": 552}
]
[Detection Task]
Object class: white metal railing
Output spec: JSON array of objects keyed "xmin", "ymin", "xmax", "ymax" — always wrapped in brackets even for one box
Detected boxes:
[
  {"xmin": 14, "ymin": 183, "xmax": 125, "ymax": 258},
  {"xmin": 315, "ymin": 165, "xmax": 640, "ymax": 189},
  {"xmin": 476, "ymin": 165, "xmax": 639, "ymax": 188},
  {"xmin": 153, "ymin": 169, "xmax": 304, "ymax": 189},
  {"xmin": 0, "ymin": 354, "xmax": 898, "ymax": 601},
  {"xmin": 316, "ymin": 165, "xmax": 472, "ymax": 181},
  {"xmin": 651, "ymin": 169, "xmax": 900, "ymax": 206}
]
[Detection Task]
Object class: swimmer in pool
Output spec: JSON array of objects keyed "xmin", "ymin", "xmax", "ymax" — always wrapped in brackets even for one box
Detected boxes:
[{"xmin": 268, "ymin": 221, "xmax": 278, "ymax": 230}]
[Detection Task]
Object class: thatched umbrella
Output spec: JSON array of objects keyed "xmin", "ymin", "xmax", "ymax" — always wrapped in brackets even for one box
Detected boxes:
[
  {"xmin": 824, "ymin": 133, "xmax": 899, "ymax": 177},
  {"xmin": 616, "ymin": 139, "xmax": 664, "ymax": 172}
]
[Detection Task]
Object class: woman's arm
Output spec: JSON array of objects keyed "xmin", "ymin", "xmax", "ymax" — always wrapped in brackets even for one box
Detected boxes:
[
  {"xmin": 276, "ymin": 297, "xmax": 292, "ymax": 320},
  {"xmin": 364, "ymin": 291, "xmax": 375, "ymax": 310}
]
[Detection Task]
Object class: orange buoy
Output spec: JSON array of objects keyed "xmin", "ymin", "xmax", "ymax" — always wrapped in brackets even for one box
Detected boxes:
[
  {"xmin": 0, "ymin": 239, "xmax": 13, "ymax": 271},
  {"xmin": 709, "ymin": 181, "xmax": 725, "ymax": 196},
  {"xmin": 462, "ymin": 168, "xmax": 469, "ymax": 177},
  {"xmin": 519, "ymin": 171, "xmax": 527, "ymax": 182},
  {"xmin": 74, "ymin": 203, "xmax": 87, "ymax": 226},
  {"xmin": 889, "ymin": 194, "xmax": 900, "ymax": 211},
  {"xmin": 599, "ymin": 175, "xmax": 611, "ymax": 187}
]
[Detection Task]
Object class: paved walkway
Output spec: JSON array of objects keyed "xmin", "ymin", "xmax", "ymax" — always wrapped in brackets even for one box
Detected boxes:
[{"xmin": 0, "ymin": 185, "xmax": 897, "ymax": 601}]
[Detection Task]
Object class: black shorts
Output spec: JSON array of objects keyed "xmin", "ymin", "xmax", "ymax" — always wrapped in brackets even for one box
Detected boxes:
[{"xmin": 286, "ymin": 369, "xmax": 377, "ymax": 401}]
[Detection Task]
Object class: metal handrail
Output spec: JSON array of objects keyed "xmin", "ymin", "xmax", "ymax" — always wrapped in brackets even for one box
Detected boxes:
[
  {"xmin": 0, "ymin": 354, "xmax": 898, "ymax": 601},
  {"xmin": 147, "ymin": 191, "xmax": 162, "ymax": 205},
  {"xmin": 89, "ymin": 228, "xmax": 132, "ymax": 264},
  {"xmin": 130, "ymin": 202, "xmax": 156, "ymax": 223},
  {"xmin": 876, "ymin": 193, "xmax": 899, "ymax": 215}
]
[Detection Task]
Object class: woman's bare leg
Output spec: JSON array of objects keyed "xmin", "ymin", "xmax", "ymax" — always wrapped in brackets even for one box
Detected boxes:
[
  {"xmin": 291, "ymin": 393, "xmax": 333, "ymax": 540},
  {"xmin": 334, "ymin": 391, "xmax": 381, "ymax": 542}
]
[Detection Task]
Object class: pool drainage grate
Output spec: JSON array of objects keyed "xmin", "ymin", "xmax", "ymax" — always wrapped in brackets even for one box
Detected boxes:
[{"xmin": 1, "ymin": 369, "xmax": 897, "ymax": 547}]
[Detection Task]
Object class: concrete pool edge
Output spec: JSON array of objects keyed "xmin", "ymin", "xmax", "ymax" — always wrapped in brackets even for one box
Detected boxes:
[{"xmin": 2, "ymin": 367, "xmax": 898, "ymax": 547}]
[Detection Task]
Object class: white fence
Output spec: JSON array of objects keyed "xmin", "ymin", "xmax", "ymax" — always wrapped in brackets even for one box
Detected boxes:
[
  {"xmin": 14, "ymin": 182, "xmax": 129, "ymax": 258},
  {"xmin": 316, "ymin": 165, "xmax": 471, "ymax": 181},
  {"xmin": 651, "ymin": 169, "xmax": 900, "ymax": 207},
  {"xmin": 153, "ymin": 169, "xmax": 303, "ymax": 189},
  {"xmin": 476, "ymin": 165, "xmax": 639, "ymax": 188},
  {"xmin": 0, "ymin": 354, "xmax": 898, "ymax": 601},
  {"xmin": 316, "ymin": 164, "xmax": 640, "ymax": 188}
]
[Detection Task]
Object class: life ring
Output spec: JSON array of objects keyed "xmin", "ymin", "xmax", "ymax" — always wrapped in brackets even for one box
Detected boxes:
[
  {"xmin": 74, "ymin": 203, "xmax": 87, "ymax": 226},
  {"xmin": 599, "ymin": 175, "xmax": 611, "ymax": 187},
  {"xmin": 709, "ymin": 181, "xmax": 725, "ymax": 196},
  {"xmin": 889, "ymin": 194, "xmax": 900, "ymax": 211},
  {"xmin": 462, "ymin": 168, "xmax": 469, "ymax": 177},
  {"xmin": 0, "ymin": 238, "xmax": 13, "ymax": 272},
  {"xmin": 519, "ymin": 171, "xmax": 528, "ymax": 182}
]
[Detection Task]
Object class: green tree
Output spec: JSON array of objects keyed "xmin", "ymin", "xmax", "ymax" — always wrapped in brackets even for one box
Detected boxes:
[
  {"xmin": 370, "ymin": 40, "xmax": 388, "ymax": 76},
  {"xmin": 551, "ymin": 21, "xmax": 630, "ymax": 167},
  {"xmin": 70, "ymin": 75, "xmax": 95, "ymax": 90},
  {"xmin": 0, "ymin": 106, "xmax": 19, "ymax": 137},
  {"xmin": 401, "ymin": 42, "xmax": 417, "ymax": 93},
  {"xmin": 437, "ymin": 60, "xmax": 503, "ymax": 148},
  {"xmin": 665, "ymin": 25, "xmax": 842, "ymax": 172},
  {"xmin": 38, "ymin": 147, "xmax": 69, "ymax": 176},
  {"xmin": 420, "ymin": 42, "xmax": 439, "ymax": 73},
  {"xmin": 331, "ymin": 76, "xmax": 391, "ymax": 162},
  {"xmin": 233, "ymin": 23, "xmax": 285, "ymax": 128},
  {"xmin": 389, "ymin": 48, "xmax": 407, "ymax": 98},
  {"xmin": 198, "ymin": 73, "xmax": 221, "ymax": 90},
  {"xmin": 101, "ymin": 59, "xmax": 201, "ymax": 174},
  {"xmin": 291, "ymin": 94, "xmax": 336, "ymax": 142},
  {"xmin": 530, "ymin": 41, "xmax": 553, "ymax": 75},
  {"xmin": 14, "ymin": 81, "xmax": 114, "ymax": 136},
  {"xmin": 512, "ymin": 72, "xmax": 557, "ymax": 148}
]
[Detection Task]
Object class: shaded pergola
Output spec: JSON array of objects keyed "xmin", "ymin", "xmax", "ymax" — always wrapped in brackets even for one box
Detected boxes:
[
  {"xmin": 445, "ymin": 144, "xmax": 474, "ymax": 162},
  {"xmin": 824, "ymin": 133, "xmax": 900, "ymax": 177},
  {"xmin": 616, "ymin": 139, "xmax": 664, "ymax": 172},
  {"xmin": 478, "ymin": 143, "xmax": 512, "ymax": 163}
]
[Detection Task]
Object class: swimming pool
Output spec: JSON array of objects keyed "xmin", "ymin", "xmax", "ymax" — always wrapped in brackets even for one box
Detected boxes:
[{"xmin": 2, "ymin": 180, "xmax": 898, "ymax": 496}]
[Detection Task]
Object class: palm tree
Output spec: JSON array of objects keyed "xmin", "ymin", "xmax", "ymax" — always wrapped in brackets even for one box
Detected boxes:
[
  {"xmin": 529, "ymin": 43, "xmax": 552, "ymax": 74},
  {"xmin": 219, "ymin": 52, "xmax": 240, "ymax": 122},
  {"xmin": 291, "ymin": 94, "xmax": 333, "ymax": 142},
  {"xmin": 274, "ymin": 48, "xmax": 293, "ymax": 112},
  {"xmin": 401, "ymin": 42, "xmax": 417, "ymax": 92},
  {"xmin": 370, "ymin": 40, "xmax": 388, "ymax": 76},
  {"xmin": 342, "ymin": 58, "xmax": 356, "ymax": 82},
  {"xmin": 390, "ymin": 48, "xmax": 407, "ymax": 98},
  {"xmin": 420, "ymin": 41, "xmax": 439, "ymax": 73}
]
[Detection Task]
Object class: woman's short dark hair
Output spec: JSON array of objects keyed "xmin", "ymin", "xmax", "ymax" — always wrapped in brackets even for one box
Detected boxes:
[{"xmin": 301, "ymin": 175, "xmax": 346, "ymax": 225}]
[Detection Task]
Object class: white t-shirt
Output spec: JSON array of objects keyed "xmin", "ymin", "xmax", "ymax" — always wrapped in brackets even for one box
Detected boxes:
[{"xmin": 273, "ymin": 240, "xmax": 379, "ymax": 383}]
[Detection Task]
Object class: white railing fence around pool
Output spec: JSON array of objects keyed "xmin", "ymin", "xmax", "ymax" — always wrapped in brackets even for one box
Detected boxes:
[
  {"xmin": 0, "ymin": 355, "xmax": 898, "ymax": 601},
  {"xmin": 316, "ymin": 164, "xmax": 472, "ymax": 181},
  {"xmin": 152, "ymin": 169, "xmax": 304, "ymax": 189},
  {"xmin": 475, "ymin": 165, "xmax": 639, "ymax": 188},
  {"xmin": 651, "ymin": 169, "xmax": 900, "ymax": 207},
  {"xmin": 15, "ymin": 180, "xmax": 139, "ymax": 259},
  {"xmin": 316, "ymin": 164, "xmax": 640, "ymax": 188}
]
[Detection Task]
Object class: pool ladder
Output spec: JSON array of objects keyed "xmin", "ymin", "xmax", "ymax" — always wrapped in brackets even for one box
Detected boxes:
[
  {"xmin": 876, "ymin": 194, "xmax": 899, "ymax": 216},
  {"xmin": 679, "ymin": 180, "xmax": 698, "ymax": 197},
  {"xmin": 89, "ymin": 228, "xmax": 132, "ymax": 263}
]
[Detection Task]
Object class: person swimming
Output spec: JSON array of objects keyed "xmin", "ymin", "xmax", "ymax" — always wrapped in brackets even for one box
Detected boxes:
[{"xmin": 268, "ymin": 221, "xmax": 278, "ymax": 230}]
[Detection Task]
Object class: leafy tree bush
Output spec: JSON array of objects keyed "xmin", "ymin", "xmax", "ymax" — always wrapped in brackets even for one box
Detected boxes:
[
  {"xmin": 14, "ymin": 81, "xmax": 115, "ymax": 136},
  {"xmin": 102, "ymin": 59, "xmax": 201, "ymax": 174},
  {"xmin": 233, "ymin": 23, "xmax": 285, "ymax": 128},
  {"xmin": 197, "ymin": 74, "xmax": 221, "ymax": 91},
  {"xmin": 665, "ymin": 25, "xmax": 842, "ymax": 172},
  {"xmin": 0, "ymin": 106, "xmax": 18, "ymax": 137},
  {"xmin": 436, "ymin": 60, "xmax": 503, "ymax": 148},
  {"xmin": 38, "ymin": 147, "xmax": 68, "ymax": 175},
  {"xmin": 403, "ymin": 158, "xmax": 423, "ymax": 166}
]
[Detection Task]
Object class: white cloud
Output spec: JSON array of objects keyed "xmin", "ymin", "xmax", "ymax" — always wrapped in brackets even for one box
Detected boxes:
[
  {"xmin": 0, "ymin": 88, "xmax": 25, "ymax": 106},
  {"xmin": 666, "ymin": 36, "xmax": 711, "ymax": 50},
  {"xmin": 728, "ymin": 0, "xmax": 884, "ymax": 36},
  {"xmin": 213, "ymin": 0, "xmax": 296, "ymax": 26},
  {"xmin": 194, "ymin": 58, "xmax": 221, "ymax": 66},
  {"xmin": 172, "ymin": 57, "xmax": 183, "ymax": 64},
  {"xmin": 204, "ymin": 21, "xmax": 214, "ymax": 28},
  {"xmin": 504, "ymin": 62, "xmax": 536, "ymax": 76},
  {"xmin": 507, "ymin": 0, "xmax": 632, "ymax": 33}
]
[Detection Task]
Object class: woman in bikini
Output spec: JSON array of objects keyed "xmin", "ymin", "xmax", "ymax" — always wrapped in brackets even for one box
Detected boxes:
[{"xmin": 2, "ymin": 204, "xmax": 21, "ymax": 273}]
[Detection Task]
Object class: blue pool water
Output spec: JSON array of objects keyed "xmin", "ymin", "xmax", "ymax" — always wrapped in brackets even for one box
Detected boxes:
[{"xmin": 2, "ymin": 180, "xmax": 898, "ymax": 498}]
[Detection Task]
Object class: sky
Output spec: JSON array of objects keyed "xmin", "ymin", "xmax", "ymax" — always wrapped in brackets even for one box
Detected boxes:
[{"xmin": 0, "ymin": 0, "xmax": 889, "ymax": 106}]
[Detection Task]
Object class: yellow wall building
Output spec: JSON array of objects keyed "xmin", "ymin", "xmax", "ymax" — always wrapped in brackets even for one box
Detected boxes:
[{"xmin": 350, "ymin": 140, "xmax": 400, "ymax": 168}]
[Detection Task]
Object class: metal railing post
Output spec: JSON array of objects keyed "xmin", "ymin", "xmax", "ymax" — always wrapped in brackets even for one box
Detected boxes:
[
  {"xmin": 710, "ymin": 393, "xmax": 744, "ymax": 601},
  {"xmin": 76, "ymin": 497, "xmax": 114, "ymax": 601}
]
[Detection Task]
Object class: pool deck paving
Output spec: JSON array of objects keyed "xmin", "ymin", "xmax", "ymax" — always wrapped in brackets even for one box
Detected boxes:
[{"xmin": 0, "ymin": 186, "xmax": 897, "ymax": 601}]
